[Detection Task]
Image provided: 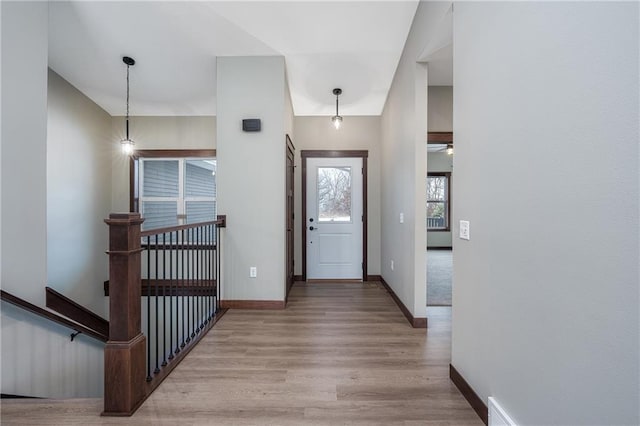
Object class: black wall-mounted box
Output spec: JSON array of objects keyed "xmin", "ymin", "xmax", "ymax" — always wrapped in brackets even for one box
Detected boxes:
[{"xmin": 242, "ymin": 119, "xmax": 261, "ymax": 132}]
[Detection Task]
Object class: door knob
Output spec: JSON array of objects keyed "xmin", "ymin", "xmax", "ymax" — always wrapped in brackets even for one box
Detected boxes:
[{"xmin": 309, "ymin": 226, "xmax": 316, "ymax": 231}]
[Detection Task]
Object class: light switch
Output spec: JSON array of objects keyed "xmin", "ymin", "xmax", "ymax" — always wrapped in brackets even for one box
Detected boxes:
[
  {"xmin": 459, "ymin": 220, "xmax": 470, "ymax": 240},
  {"xmin": 250, "ymin": 267, "xmax": 257, "ymax": 278},
  {"xmin": 399, "ymin": 213, "xmax": 404, "ymax": 224}
]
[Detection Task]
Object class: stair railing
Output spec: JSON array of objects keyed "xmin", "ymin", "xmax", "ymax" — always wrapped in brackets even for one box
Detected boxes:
[{"xmin": 103, "ymin": 213, "xmax": 226, "ymax": 416}]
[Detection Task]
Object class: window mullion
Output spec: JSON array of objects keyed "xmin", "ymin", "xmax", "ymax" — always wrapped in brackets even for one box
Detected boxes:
[{"xmin": 177, "ymin": 159, "xmax": 185, "ymax": 215}]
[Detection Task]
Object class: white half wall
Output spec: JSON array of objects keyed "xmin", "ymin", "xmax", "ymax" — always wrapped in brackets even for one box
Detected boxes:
[
  {"xmin": 111, "ymin": 116, "xmax": 216, "ymax": 212},
  {"xmin": 380, "ymin": 1, "xmax": 452, "ymax": 319},
  {"xmin": 47, "ymin": 69, "xmax": 112, "ymax": 317},
  {"xmin": 216, "ymin": 56, "xmax": 286, "ymax": 302},
  {"xmin": 452, "ymin": 2, "xmax": 639, "ymax": 424},
  {"xmin": 293, "ymin": 116, "xmax": 382, "ymax": 277}
]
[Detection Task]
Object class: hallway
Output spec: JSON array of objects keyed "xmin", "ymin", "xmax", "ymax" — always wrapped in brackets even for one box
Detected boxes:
[{"xmin": 1, "ymin": 282, "xmax": 481, "ymax": 425}]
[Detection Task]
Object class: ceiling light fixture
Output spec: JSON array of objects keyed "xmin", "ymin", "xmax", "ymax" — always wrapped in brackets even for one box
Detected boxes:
[
  {"xmin": 446, "ymin": 144, "xmax": 454, "ymax": 155},
  {"xmin": 120, "ymin": 56, "xmax": 136, "ymax": 154},
  {"xmin": 331, "ymin": 88, "xmax": 343, "ymax": 130}
]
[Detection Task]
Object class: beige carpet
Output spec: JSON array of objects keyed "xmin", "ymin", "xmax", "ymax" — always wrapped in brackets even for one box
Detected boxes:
[{"xmin": 427, "ymin": 249, "xmax": 452, "ymax": 306}]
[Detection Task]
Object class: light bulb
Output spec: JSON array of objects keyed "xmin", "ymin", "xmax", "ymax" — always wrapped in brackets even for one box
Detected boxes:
[
  {"xmin": 332, "ymin": 115, "xmax": 342, "ymax": 130},
  {"xmin": 121, "ymin": 139, "xmax": 134, "ymax": 155}
]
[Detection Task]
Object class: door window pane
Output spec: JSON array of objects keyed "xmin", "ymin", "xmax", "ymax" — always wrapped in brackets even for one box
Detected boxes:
[{"xmin": 317, "ymin": 166, "xmax": 352, "ymax": 222}]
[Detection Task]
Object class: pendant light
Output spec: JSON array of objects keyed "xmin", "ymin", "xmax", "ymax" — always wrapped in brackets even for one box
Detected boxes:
[
  {"xmin": 120, "ymin": 56, "xmax": 136, "ymax": 154},
  {"xmin": 331, "ymin": 88, "xmax": 343, "ymax": 130},
  {"xmin": 446, "ymin": 144, "xmax": 454, "ymax": 155}
]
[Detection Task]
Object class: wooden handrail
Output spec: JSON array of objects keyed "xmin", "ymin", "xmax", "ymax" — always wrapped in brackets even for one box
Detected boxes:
[
  {"xmin": 140, "ymin": 215, "xmax": 226, "ymax": 238},
  {"xmin": 45, "ymin": 287, "xmax": 109, "ymax": 339},
  {"xmin": 0, "ymin": 289, "xmax": 108, "ymax": 342}
]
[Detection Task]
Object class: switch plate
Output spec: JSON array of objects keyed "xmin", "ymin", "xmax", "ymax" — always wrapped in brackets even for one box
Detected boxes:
[
  {"xmin": 391, "ymin": 260, "xmax": 394, "ymax": 271},
  {"xmin": 459, "ymin": 220, "xmax": 470, "ymax": 240},
  {"xmin": 250, "ymin": 267, "xmax": 257, "ymax": 278},
  {"xmin": 399, "ymin": 213, "xmax": 404, "ymax": 224}
]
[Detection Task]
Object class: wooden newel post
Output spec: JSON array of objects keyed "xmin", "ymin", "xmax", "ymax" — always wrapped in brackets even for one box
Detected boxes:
[{"xmin": 103, "ymin": 213, "xmax": 146, "ymax": 416}]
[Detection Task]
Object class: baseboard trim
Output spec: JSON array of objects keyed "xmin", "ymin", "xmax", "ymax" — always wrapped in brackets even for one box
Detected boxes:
[
  {"xmin": 293, "ymin": 275, "xmax": 304, "ymax": 282},
  {"xmin": 366, "ymin": 274, "xmax": 382, "ymax": 281},
  {"xmin": 379, "ymin": 277, "xmax": 427, "ymax": 328},
  {"xmin": 449, "ymin": 364, "xmax": 488, "ymax": 425},
  {"xmin": 220, "ymin": 300, "xmax": 285, "ymax": 309},
  {"xmin": 427, "ymin": 246, "xmax": 452, "ymax": 250}
]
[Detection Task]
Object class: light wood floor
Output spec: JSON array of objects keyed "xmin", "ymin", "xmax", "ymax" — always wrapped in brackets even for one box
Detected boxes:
[{"xmin": 0, "ymin": 282, "xmax": 482, "ymax": 425}]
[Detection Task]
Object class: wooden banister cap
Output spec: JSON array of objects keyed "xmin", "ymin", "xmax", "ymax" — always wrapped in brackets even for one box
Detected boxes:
[{"xmin": 105, "ymin": 213, "xmax": 144, "ymax": 226}]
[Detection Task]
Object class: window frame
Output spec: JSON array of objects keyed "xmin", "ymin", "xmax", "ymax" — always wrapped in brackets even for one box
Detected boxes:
[
  {"xmin": 427, "ymin": 172, "xmax": 451, "ymax": 232},
  {"xmin": 130, "ymin": 150, "xmax": 216, "ymax": 226}
]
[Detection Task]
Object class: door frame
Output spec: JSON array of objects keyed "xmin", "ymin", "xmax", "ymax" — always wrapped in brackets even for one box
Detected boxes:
[
  {"xmin": 285, "ymin": 135, "xmax": 295, "ymax": 300},
  {"xmin": 301, "ymin": 150, "xmax": 368, "ymax": 281}
]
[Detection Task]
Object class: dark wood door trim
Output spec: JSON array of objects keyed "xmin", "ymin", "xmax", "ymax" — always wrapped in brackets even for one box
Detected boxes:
[
  {"xmin": 285, "ymin": 135, "xmax": 295, "ymax": 301},
  {"xmin": 301, "ymin": 150, "xmax": 369, "ymax": 281}
]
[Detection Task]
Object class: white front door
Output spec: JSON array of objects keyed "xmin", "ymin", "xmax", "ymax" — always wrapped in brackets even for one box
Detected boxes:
[{"xmin": 306, "ymin": 157, "xmax": 363, "ymax": 280}]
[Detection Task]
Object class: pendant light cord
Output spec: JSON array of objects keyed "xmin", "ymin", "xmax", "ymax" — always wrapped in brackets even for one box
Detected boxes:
[{"xmin": 125, "ymin": 64, "xmax": 130, "ymax": 140}]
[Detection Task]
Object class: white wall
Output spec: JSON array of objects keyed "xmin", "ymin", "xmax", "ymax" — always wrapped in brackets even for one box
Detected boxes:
[
  {"xmin": 216, "ymin": 56, "xmax": 286, "ymax": 302},
  {"xmin": 1, "ymin": 304, "xmax": 104, "ymax": 397},
  {"xmin": 47, "ymin": 69, "xmax": 112, "ymax": 316},
  {"xmin": 428, "ymin": 86, "xmax": 452, "ymax": 132},
  {"xmin": 428, "ymin": 85, "xmax": 453, "ymax": 248},
  {"xmin": 452, "ymin": 2, "xmax": 639, "ymax": 425},
  {"xmin": 1, "ymin": 2, "xmax": 104, "ymax": 398},
  {"xmin": 1, "ymin": 0, "xmax": 48, "ymax": 304},
  {"xmin": 380, "ymin": 1, "xmax": 451, "ymax": 318},
  {"xmin": 293, "ymin": 116, "xmax": 382, "ymax": 277},
  {"xmin": 111, "ymin": 116, "xmax": 216, "ymax": 212}
]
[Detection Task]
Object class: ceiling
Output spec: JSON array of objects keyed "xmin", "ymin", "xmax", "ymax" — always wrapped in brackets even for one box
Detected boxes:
[{"xmin": 48, "ymin": 1, "xmax": 451, "ymax": 117}]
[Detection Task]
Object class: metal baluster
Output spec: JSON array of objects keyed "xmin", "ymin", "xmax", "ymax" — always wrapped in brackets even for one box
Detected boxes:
[
  {"xmin": 186, "ymin": 228, "xmax": 191, "ymax": 343},
  {"xmin": 211, "ymin": 224, "xmax": 215, "ymax": 318},
  {"xmin": 191, "ymin": 227, "xmax": 196, "ymax": 339},
  {"xmin": 199, "ymin": 226, "xmax": 203, "ymax": 330},
  {"xmin": 193, "ymin": 228, "xmax": 200, "ymax": 334},
  {"xmin": 146, "ymin": 235, "xmax": 151, "ymax": 382},
  {"xmin": 161, "ymin": 233, "xmax": 167, "ymax": 367},
  {"xmin": 217, "ymin": 225, "xmax": 221, "ymax": 313},
  {"xmin": 206, "ymin": 224, "xmax": 211, "ymax": 323},
  {"xmin": 180, "ymin": 229, "xmax": 185, "ymax": 350},
  {"xmin": 169, "ymin": 231, "xmax": 175, "ymax": 361},
  {"xmin": 212, "ymin": 225, "xmax": 216, "ymax": 315},
  {"xmin": 154, "ymin": 234, "xmax": 160, "ymax": 375}
]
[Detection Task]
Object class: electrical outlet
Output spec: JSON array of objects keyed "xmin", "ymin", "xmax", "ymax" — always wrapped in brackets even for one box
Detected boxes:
[
  {"xmin": 391, "ymin": 260, "xmax": 394, "ymax": 271},
  {"xmin": 399, "ymin": 213, "xmax": 404, "ymax": 224},
  {"xmin": 459, "ymin": 220, "xmax": 470, "ymax": 240},
  {"xmin": 250, "ymin": 267, "xmax": 257, "ymax": 278}
]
